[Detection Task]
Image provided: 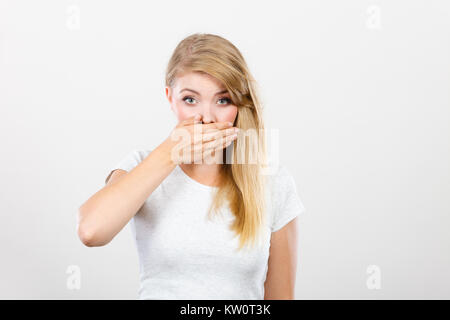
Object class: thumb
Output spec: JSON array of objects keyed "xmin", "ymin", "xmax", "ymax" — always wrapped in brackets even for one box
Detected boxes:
[
  {"xmin": 180, "ymin": 114, "xmax": 202, "ymax": 127},
  {"xmin": 193, "ymin": 113, "xmax": 203, "ymax": 124}
]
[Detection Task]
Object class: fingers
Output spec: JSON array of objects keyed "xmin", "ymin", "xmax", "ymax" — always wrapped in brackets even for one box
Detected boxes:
[
  {"xmin": 193, "ymin": 132, "xmax": 238, "ymax": 154},
  {"xmin": 211, "ymin": 132, "xmax": 238, "ymax": 150},
  {"xmin": 179, "ymin": 114, "xmax": 203, "ymax": 127},
  {"xmin": 193, "ymin": 114, "xmax": 202, "ymax": 124},
  {"xmin": 172, "ymin": 115, "xmax": 239, "ymax": 163},
  {"xmin": 201, "ymin": 121, "xmax": 234, "ymax": 131},
  {"xmin": 180, "ymin": 115, "xmax": 233, "ymax": 130},
  {"xmin": 199, "ymin": 127, "xmax": 239, "ymax": 143},
  {"xmin": 176, "ymin": 131, "xmax": 238, "ymax": 164}
]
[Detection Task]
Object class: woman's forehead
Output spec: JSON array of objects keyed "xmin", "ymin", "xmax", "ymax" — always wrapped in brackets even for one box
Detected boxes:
[{"xmin": 175, "ymin": 72, "xmax": 227, "ymax": 94}]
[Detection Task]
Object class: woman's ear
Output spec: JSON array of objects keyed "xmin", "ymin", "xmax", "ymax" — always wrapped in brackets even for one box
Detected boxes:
[
  {"xmin": 166, "ymin": 86, "xmax": 177, "ymax": 116},
  {"xmin": 165, "ymin": 86, "xmax": 172, "ymax": 103}
]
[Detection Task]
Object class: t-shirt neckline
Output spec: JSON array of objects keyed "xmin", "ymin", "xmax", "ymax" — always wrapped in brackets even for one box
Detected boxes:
[{"xmin": 175, "ymin": 165, "xmax": 219, "ymax": 191}]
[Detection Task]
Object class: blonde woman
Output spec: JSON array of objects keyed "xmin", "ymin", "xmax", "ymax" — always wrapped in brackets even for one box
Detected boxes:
[{"xmin": 77, "ymin": 33, "xmax": 306, "ymax": 300}]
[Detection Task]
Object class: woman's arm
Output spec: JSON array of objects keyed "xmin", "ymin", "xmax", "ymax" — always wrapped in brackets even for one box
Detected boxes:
[
  {"xmin": 77, "ymin": 138, "xmax": 176, "ymax": 247},
  {"xmin": 264, "ymin": 217, "xmax": 299, "ymax": 299},
  {"xmin": 77, "ymin": 115, "xmax": 235, "ymax": 247}
]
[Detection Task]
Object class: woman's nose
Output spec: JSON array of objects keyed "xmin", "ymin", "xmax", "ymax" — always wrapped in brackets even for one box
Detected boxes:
[
  {"xmin": 200, "ymin": 108, "xmax": 215, "ymax": 124},
  {"xmin": 201, "ymin": 117, "xmax": 214, "ymax": 124}
]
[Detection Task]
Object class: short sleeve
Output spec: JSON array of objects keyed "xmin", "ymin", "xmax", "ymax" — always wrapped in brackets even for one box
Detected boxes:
[
  {"xmin": 104, "ymin": 149, "xmax": 152, "ymax": 185},
  {"xmin": 270, "ymin": 165, "xmax": 306, "ymax": 232}
]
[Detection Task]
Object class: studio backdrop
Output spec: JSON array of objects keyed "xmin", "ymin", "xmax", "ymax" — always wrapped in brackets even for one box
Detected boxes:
[{"xmin": 0, "ymin": 0, "xmax": 449, "ymax": 299}]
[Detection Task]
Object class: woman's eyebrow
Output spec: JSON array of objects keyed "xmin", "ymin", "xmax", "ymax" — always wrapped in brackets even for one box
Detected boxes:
[{"xmin": 179, "ymin": 88, "xmax": 228, "ymax": 96}]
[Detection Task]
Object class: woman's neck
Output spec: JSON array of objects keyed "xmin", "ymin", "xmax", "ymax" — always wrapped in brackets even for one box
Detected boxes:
[
  {"xmin": 180, "ymin": 149, "xmax": 226, "ymax": 187},
  {"xmin": 180, "ymin": 163, "xmax": 223, "ymax": 187}
]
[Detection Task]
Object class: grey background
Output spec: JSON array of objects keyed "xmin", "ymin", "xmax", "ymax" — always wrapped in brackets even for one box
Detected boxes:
[{"xmin": 0, "ymin": 0, "xmax": 449, "ymax": 299}]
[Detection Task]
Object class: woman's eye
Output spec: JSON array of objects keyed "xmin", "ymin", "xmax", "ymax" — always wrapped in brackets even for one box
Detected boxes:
[
  {"xmin": 182, "ymin": 96, "xmax": 231, "ymax": 106},
  {"xmin": 183, "ymin": 96, "xmax": 196, "ymax": 104},
  {"xmin": 218, "ymin": 98, "xmax": 231, "ymax": 105}
]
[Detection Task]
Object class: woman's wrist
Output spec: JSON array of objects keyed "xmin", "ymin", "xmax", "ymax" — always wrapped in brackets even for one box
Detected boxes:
[{"xmin": 155, "ymin": 137, "xmax": 178, "ymax": 168}]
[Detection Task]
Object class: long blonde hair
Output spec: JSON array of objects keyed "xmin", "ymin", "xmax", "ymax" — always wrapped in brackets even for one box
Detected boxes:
[{"xmin": 165, "ymin": 33, "xmax": 268, "ymax": 251}]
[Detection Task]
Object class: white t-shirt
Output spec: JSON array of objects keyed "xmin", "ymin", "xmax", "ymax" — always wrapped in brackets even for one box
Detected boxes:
[{"xmin": 106, "ymin": 149, "xmax": 306, "ymax": 300}]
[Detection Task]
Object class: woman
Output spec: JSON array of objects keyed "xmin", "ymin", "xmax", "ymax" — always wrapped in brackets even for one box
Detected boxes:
[{"xmin": 77, "ymin": 33, "xmax": 306, "ymax": 300}]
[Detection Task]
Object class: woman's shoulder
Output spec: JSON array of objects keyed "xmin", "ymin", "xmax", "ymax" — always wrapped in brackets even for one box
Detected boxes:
[
  {"xmin": 264, "ymin": 163, "xmax": 306, "ymax": 232},
  {"xmin": 106, "ymin": 149, "xmax": 153, "ymax": 182},
  {"xmin": 263, "ymin": 163, "xmax": 297, "ymax": 206},
  {"xmin": 264, "ymin": 163, "xmax": 295, "ymax": 188}
]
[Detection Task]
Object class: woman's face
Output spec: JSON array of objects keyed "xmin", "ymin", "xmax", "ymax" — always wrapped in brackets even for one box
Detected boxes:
[{"xmin": 165, "ymin": 72, "xmax": 238, "ymax": 125}]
